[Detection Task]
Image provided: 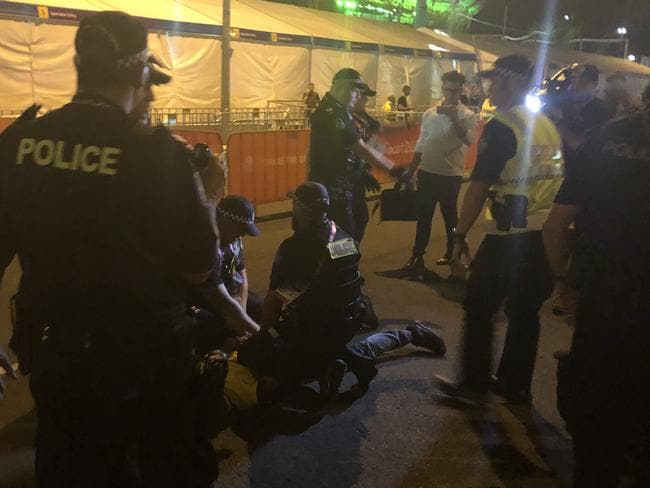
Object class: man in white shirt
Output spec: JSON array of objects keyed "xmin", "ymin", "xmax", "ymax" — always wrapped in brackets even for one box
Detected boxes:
[{"xmin": 403, "ymin": 71, "xmax": 478, "ymax": 271}]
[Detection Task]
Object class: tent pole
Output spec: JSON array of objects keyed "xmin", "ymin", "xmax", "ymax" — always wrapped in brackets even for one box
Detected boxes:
[{"xmin": 221, "ymin": 0, "xmax": 232, "ymax": 135}]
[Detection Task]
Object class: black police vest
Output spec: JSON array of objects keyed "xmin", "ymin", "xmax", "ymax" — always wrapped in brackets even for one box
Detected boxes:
[
  {"xmin": 0, "ymin": 99, "xmax": 196, "ymax": 331},
  {"xmin": 308, "ymin": 222, "xmax": 362, "ymax": 306}
]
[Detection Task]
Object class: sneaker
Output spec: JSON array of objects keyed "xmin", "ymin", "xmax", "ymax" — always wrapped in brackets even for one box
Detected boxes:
[
  {"xmin": 319, "ymin": 359, "xmax": 348, "ymax": 397},
  {"xmin": 402, "ymin": 255, "xmax": 425, "ymax": 272},
  {"xmin": 488, "ymin": 376, "xmax": 532, "ymax": 405},
  {"xmin": 434, "ymin": 375, "xmax": 486, "ymax": 406},
  {"xmin": 359, "ymin": 294, "xmax": 379, "ymax": 331},
  {"xmin": 347, "ymin": 357, "xmax": 378, "ymax": 391},
  {"xmin": 407, "ymin": 320, "xmax": 446, "ymax": 357},
  {"xmin": 435, "ymin": 256, "xmax": 451, "ymax": 266}
]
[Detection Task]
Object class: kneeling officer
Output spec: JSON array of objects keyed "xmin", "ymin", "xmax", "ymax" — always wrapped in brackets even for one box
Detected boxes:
[{"xmin": 0, "ymin": 11, "xmax": 220, "ymax": 487}]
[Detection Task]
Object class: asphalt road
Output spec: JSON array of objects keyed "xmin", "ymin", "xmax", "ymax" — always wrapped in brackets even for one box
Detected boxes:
[{"xmin": 0, "ymin": 201, "xmax": 575, "ymax": 487}]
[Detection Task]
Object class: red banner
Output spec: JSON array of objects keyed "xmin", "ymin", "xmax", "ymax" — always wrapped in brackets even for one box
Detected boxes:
[{"xmin": 378, "ymin": 125, "xmax": 420, "ymax": 167}]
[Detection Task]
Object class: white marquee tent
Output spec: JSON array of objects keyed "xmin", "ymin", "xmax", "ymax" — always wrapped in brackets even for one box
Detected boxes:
[{"xmin": 0, "ymin": 0, "xmax": 478, "ymax": 111}]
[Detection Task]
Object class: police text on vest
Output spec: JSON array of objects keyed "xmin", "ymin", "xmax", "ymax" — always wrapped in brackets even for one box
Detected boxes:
[{"xmin": 16, "ymin": 138, "xmax": 121, "ymax": 176}]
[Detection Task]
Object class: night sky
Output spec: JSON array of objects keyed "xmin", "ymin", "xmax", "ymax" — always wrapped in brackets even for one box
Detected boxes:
[{"xmin": 474, "ymin": 0, "xmax": 650, "ymax": 57}]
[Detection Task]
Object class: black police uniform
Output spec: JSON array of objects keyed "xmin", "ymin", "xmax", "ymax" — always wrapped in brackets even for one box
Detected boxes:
[
  {"xmin": 0, "ymin": 95, "xmax": 219, "ymax": 487},
  {"xmin": 557, "ymin": 113, "xmax": 650, "ymax": 486},
  {"xmin": 351, "ymin": 110, "xmax": 381, "ymax": 242},
  {"xmin": 554, "ymin": 97, "xmax": 613, "ymax": 290},
  {"xmin": 237, "ymin": 220, "xmax": 363, "ymax": 386},
  {"xmin": 309, "ymin": 94, "xmax": 362, "ymax": 239}
]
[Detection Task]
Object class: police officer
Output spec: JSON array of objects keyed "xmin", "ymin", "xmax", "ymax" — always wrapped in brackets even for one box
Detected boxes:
[
  {"xmin": 309, "ymin": 68, "xmax": 403, "ymax": 240},
  {"xmin": 543, "ymin": 103, "xmax": 650, "ymax": 487},
  {"xmin": 434, "ymin": 55, "xmax": 564, "ymax": 405},
  {"xmin": 249, "ymin": 182, "xmax": 365, "ymax": 387},
  {"xmin": 0, "ymin": 12, "xmax": 219, "ymax": 487}
]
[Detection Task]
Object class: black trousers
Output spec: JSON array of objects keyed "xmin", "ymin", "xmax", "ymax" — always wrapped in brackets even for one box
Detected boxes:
[
  {"xmin": 30, "ymin": 333, "xmax": 218, "ymax": 488},
  {"xmin": 460, "ymin": 231, "xmax": 552, "ymax": 393},
  {"xmin": 351, "ymin": 179, "xmax": 370, "ymax": 243},
  {"xmin": 328, "ymin": 195, "xmax": 358, "ymax": 242},
  {"xmin": 412, "ymin": 171, "xmax": 462, "ymax": 259},
  {"xmin": 561, "ymin": 282, "xmax": 650, "ymax": 487}
]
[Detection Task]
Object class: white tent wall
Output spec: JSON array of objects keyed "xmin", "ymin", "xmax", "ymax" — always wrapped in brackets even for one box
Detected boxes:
[
  {"xmin": 310, "ymin": 49, "xmax": 378, "ymax": 108},
  {"xmin": 31, "ymin": 23, "xmax": 77, "ymax": 109},
  {"xmin": 148, "ymin": 33, "xmax": 221, "ymax": 108},
  {"xmin": 0, "ymin": 20, "xmax": 36, "ymax": 110},
  {"xmin": 376, "ymin": 55, "xmax": 440, "ymax": 110},
  {"xmin": 230, "ymin": 42, "xmax": 308, "ymax": 107},
  {"xmin": 431, "ymin": 58, "xmax": 456, "ymax": 100}
]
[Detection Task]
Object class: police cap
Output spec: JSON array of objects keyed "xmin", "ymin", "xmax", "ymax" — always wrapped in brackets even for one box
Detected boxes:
[
  {"xmin": 294, "ymin": 182, "xmax": 330, "ymax": 210},
  {"xmin": 217, "ymin": 195, "xmax": 260, "ymax": 236},
  {"xmin": 333, "ymin": 68, "xmax": 367, "ymax": 88},
  {"xmin": 75, "ymin": 11, "xmax": 148, "ymax": 81}
]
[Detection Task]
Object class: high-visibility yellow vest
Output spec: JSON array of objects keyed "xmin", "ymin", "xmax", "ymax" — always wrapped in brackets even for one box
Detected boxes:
[{"xmin": 490, "ymin": 106, "xmax": 564, "ymax": 226}]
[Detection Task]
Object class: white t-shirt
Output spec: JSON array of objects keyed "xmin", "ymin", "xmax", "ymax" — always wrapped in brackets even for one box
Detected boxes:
[{"xmin": 414, "ymin": 104, "xmax": 478, "ymax": 177}]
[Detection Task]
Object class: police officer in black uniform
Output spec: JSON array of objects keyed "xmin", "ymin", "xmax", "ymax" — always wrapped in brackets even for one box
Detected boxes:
[
  {"xmin": 0, "ymin": 12, "xmax": 220, "ymax": 487},
  {"xmin": 543, "ymin": 102, "xmax": 650, "ymax": 487},
  {"xmin": 243, "ymin": 182, "xmax": 365, "ymax": 390},
  {"xmin": 309, "ymin": 68, "xmax": 403, "ymax": 240}
]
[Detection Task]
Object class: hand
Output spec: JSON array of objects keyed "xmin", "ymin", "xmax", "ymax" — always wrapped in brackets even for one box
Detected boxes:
[
  {"xmin": 0, "ymin": 348, "xmax": 17, "ymax": 400},
  {"xmin": 364, "ymin": 173, "xmax": 381, "ymax": 193},
  {"xmin": 450, "ymin": 237, "xmax": 471, "ymax": 281}
]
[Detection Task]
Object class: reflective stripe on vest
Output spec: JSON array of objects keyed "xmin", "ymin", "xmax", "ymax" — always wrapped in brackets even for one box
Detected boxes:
[{"xmin": 491, "ymin": 106, "xmax": 564, "ymax": 218}]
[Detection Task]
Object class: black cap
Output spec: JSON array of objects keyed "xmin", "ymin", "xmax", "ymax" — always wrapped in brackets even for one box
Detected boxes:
[
  {"xmin": 294, "ymin": 182, "xmax": 330, "ymax": 210},
  {"xmin": 148, "ymin": 55, "xmax": 171, "ymax": 85},
  {"xmin": 333, "ymin": 68, "xmax": 368, "ymax": 88},
  {"xmin": 572, "ymin": 63, "xmax": 599, "ymax": 84},
  {"xmin": 478, "ymin": 54, "xmax": 533, "ymax": 81},
  {"xmin": 217, "ymin": 195, "xmax": 260, "ymax": 237},
  {"xmin": 75, "ymin": 12, "xmax": 148, "ymax": 72}
]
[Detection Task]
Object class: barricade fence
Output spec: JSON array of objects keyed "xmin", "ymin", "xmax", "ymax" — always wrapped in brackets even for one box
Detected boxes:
[
  {"xmin": 221, "ymin": 118, "xmax": 487, "ymax": 205},
  {"xmin": 0, "ymin": 106, "xmax": 486, "ymax": 206}
]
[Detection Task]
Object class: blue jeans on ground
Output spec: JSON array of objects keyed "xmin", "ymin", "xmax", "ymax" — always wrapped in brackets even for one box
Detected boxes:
[{"xmin": 343, "ymin": 330, "xmax": 414, "ymax": 383}]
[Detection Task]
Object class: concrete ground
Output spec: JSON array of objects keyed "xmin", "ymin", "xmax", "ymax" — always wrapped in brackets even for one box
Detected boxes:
[{"xmin": 0, "ymin": 197, "xmax": 575, "ymax": 487}]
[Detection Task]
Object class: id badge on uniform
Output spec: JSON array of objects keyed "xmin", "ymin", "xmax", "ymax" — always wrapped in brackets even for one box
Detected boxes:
[{"xmin": 327, "ymin": 238, "xmax": 357, "ymax": 260}]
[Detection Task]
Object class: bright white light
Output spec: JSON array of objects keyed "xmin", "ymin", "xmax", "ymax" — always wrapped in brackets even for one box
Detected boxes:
[
  {"xmin": 628, "ymin": 54, "xmax": 637, "ymax": 61},
  {"xmin": 564, "ymin": 14, "xmax": 570, "ymax": 20},
  {"xmin": 617, "ymin": 27, "xmax": 627, "ymax": 35},
  {"xmin": 525, "ymin": 94, "xmax": 542, "ymax": 113},
  {"xmin": 434, "ymin": 29, "xmax": 450, "ymax": 37}
]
